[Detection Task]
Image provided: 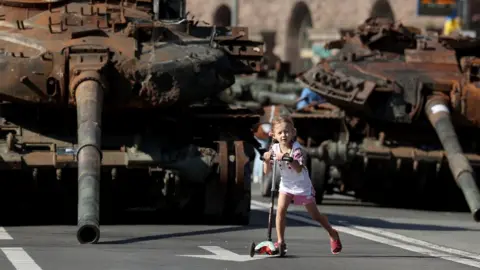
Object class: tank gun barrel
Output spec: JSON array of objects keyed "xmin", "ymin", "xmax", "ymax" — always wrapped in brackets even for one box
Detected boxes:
[
  {"xmin": 275, "ymin": 82, "xmax": 303, "ymax": 93},
  {"xmin": 425, "ymin": 97, "xmax": 480, "ymax": 222},
  {"xmin": 251, "ymin": 91, "xmax": 298, "ymax": 107},
  {"xmin": 74, "ymin": 71, "xmax": 104, "ymax": 244}
]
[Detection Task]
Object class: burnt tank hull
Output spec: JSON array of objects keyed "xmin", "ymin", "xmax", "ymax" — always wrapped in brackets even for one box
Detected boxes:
[
  {"xmin": 298, "ymin": 17, "xmax": 480, "ymax": 221},
  {"xmin": 0, "ymin": 0, "xmax": 265, "ymax": 243}
]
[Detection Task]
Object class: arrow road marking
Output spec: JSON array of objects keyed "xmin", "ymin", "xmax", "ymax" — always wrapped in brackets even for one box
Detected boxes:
[
  {"xmin": 178, "ymin": 246, "xmax": 269, "ymax": 262},
  {"xmin": 0, "ymin": 227, "xmax": 13, "ymax": 240}
]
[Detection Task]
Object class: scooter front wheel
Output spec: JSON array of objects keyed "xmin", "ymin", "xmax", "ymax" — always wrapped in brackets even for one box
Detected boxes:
[{"xmin": 249, "ymin": 242, "xmax": 256, "ymax": 257}]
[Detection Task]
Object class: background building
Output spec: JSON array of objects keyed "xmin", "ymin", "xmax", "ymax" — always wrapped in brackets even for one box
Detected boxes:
[{"xmin": 186, "ymin": 0, "xmax": 448, "ymax": 73}]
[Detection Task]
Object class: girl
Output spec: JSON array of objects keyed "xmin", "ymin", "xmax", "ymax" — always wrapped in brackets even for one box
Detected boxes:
[{"xmin": 262, "ymin": 115, "xmax": 342, "ymax": 255}]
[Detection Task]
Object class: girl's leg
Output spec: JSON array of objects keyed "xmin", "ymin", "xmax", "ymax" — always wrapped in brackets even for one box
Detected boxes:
[
  {"xmin": 304, "ymin": 202, "xmax": 337, "ymax": 238},
  {"xmin": 275, "ymin": 192, "xmax": 291, "ymax": 244},
  {"xmin": 304, "ymin": 201, "xmax": 343, "ymax": 254}
]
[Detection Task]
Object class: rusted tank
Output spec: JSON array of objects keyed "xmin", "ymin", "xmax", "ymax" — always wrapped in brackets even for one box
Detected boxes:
[
  {"xmin": 0, "ymin": 0, "xmax": 264, "ymax": 243},
  {"xmin": 298, "ymin": 17, "xmax": 480, "ymax": 221}
]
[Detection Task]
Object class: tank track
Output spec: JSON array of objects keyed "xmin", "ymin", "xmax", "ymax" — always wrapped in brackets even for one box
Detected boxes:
[{"xmin": 0, "ymin": 104, "xmax": 258, "ymax": 230}]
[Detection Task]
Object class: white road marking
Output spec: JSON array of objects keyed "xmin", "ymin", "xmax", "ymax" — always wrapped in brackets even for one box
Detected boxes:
[
  {"xmin": 1, "ymin": 248, "xmax": 42, "ymax": 270},
  {"xmin": 251, "ymin": 200, "xmax": 480, "ymax": 268},
  {"xmin": 349, "ymin": 223, "xmax": 480, "ymax": 261},
  {"xmin": 178, "ymin": 246, "xmax": 267, "ymax": 262},
  {"xmin": 251, "ymin": 204, "xmax": 264, "ymax": 210},
  {"xmin": 0, "ymin": 227, "xmax": 13, "ymax": 240}
]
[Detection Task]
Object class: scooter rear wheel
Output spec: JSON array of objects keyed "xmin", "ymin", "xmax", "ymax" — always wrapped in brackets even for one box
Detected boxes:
[{"xmin": 279, "ymin": 244, "xmax": 287, "ymax": 257}]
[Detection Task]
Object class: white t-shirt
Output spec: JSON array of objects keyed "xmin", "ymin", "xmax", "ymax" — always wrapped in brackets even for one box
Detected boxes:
[{"xmin": 270, "ymin": 141, "xmax": 313, "ymax": 196}]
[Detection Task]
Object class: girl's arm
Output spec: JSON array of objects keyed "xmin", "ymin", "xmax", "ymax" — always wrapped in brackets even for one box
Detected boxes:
[
  {"xmin": 263, "ymin": 159, "xmax": 272, "ymax": 174},
  {"xmin": 263, "ymin": 143, "xmax": 276, "ymax": 174},
  {"xmin": 289, "ymin": 148, "xmax": 306, "ymax": 173},
  {"xmin": 263, "ymin": 148, "xmax": 273, "ymax": 174}
]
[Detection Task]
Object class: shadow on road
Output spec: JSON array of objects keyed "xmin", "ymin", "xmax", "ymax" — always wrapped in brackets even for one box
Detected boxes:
[
  {"xmin": 288, "ymin": 211, "xmax": 479, "ymax": 232},
  {"xmin": 102, "ymin": 205, "xmax": 478, "ymax": 245},
  {"xmin": 98, "ymin": 226, "xmax": 250, "ymax": 245},
  {"xmin": 98, "ymin": 209, "xmax": 310, "ymax": 245}
]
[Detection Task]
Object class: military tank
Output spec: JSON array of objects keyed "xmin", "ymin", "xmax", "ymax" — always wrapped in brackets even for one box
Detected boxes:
[
  {"xmin": 297, "ymin": 17, "xmax": 480, "ymax": 221},
  {"xmin": 0, "ymin": 0, "xmax": 265, "ymax": 243}
]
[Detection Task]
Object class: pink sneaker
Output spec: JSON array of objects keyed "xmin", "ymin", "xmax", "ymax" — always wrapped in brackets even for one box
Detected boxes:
[{"xmin": 330, "ymin": 230, "xmax": 342, "ymax": 254}]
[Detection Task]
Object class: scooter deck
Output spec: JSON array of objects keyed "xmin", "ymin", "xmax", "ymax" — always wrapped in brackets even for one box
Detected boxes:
[{"xmin": 250, "ymin": 241, "xmax": 287, "ymax": 257}]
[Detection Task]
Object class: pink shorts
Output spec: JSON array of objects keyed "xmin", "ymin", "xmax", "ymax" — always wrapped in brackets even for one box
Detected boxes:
[{"xmin": 280, "ymin": 191, "xmax": 316, "ymax": 205}]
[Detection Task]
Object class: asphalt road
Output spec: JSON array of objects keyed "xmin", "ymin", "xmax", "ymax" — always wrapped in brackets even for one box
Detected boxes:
[{"xmin": 1, "ymin": 184, "xmax": 480, "ymax": 270}]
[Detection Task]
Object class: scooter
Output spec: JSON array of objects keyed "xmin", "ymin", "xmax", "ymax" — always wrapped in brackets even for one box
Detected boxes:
[{"xmin": 249, "ymin": 153, "xmax": 293, "ymax": 258}]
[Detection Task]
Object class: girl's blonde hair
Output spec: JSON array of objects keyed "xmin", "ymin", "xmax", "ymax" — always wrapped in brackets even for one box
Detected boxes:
[{"xmin": 271, "ymin": 115, "xmax": 295, "ymax": 134}]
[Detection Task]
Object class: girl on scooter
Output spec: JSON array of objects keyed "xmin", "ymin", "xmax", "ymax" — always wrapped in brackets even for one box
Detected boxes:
[{"xmin": 262, "ymin": 115, "xmax": 343, "ymax": 255}]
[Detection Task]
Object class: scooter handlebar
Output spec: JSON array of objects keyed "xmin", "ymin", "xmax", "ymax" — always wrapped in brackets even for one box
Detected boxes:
[{"xmin": 260, "ymin": 155, "xmax": 294, "ymax": 162}]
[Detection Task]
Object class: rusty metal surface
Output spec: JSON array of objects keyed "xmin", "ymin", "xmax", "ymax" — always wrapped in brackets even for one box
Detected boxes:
[
  {"xmin": 0, "ymin": 1, "xmax": 264, "ymax": 108},
  {"xmin": 1, "ymin": 143, "xmax": 227, "ymax": 168},
  {"xmin": 1, "ymin": 0, "xmax": 64, "ymax": 5},
  {"xmin": 0, "ymin": 0, "xmax": 265, "ymax": 173},
  {"xmin": 218, "ymin": 62, "xmax": 305, "ymax": 109},
  {"xmin": 0, "ymin": 0, "xmax": 264, "ymax": 241},
  {"xmin": 424, "ymin": 97, "xmax": 480, "ymax": 221},
  {"xmin": 191, "ymin": 103, "xmax": 263, "ymax": 120},
  {"xmin": 297, "ymin": 17, "xmax": 480, "ymax": 221},
  {"xmin": 216, "ymin": 141, "xmax": 228, "ymax": 184},
  {"xmin": 297, "ymin": 17, "xmax": 480, "ymax": 126},
  {"xmin": 459, "ymin": 83, "xmax": 480, "ymax": 126},
  {"xmin": 360, "ymin": 139, "xmax": 480, "ymax": 165},
  {"xmin": 233, "ymin": 140, "xmax": 247, "ymax": 186},
  {"xmin": 257, "ymin": 103, "xmax": 344, "ymax": 125},
  {"xmin": 291, "ymin": 103, "xmax": 345, "ymax": 119}
]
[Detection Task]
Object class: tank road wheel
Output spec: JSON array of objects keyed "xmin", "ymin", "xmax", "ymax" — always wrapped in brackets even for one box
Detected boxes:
[
  {"xmin": 309, "ymin": 157, "xmax": 327, "ymax": 205},
  {"xmin": 203, "ymin": 140, "xmax": 254, "ymax": 225},
  {"xmin": 203, "ymin": 141, "xmax": 229, "ymax": 223},
  {"xmin": 227, "ymin": 141, "xmax": 254, "ymax": 225}
]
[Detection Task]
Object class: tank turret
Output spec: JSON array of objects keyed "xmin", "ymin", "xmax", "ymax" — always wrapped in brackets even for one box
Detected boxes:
[{"xmin": 298, "ymin": 17, "xmax": 480, "ymax": 221}]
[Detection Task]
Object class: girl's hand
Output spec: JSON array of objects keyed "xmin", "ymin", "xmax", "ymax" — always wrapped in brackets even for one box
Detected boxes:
[
  {"xmin": 263, "ymin": 151, "xmax": 272, "ymax": 161},
  {"xmin": 275, "ymin": 153, "xmax": 285, "ymax": 161}
]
